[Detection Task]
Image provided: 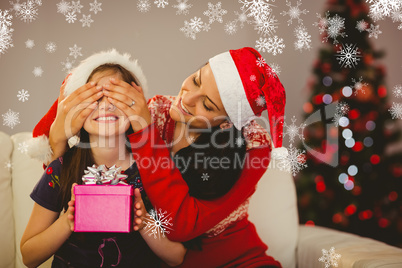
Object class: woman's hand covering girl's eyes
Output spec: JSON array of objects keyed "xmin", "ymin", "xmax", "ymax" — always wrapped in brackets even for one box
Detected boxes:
[{"xmin": 103, "ymin": 77, "xmax": 152, "ymax": 132}]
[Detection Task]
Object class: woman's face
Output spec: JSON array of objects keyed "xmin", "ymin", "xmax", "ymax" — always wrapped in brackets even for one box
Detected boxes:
[
  {"xmin": 170, "ymin": 64, "xmax": 228, "ymax": 129},
  {"xmin": 83, "ymin": 71, "xmax": 130, "ymax": 138}
]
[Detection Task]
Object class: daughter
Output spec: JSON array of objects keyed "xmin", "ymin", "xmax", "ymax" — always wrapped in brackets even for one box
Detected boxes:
[{"xmin": 20, "ymin": 51, "xmax": 186, "ymax": 267}]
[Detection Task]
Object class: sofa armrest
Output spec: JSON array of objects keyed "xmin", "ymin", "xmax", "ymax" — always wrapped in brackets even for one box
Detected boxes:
[{"xmin": 297, "ymin": 225, "xmax": 402, "ymax": 268}]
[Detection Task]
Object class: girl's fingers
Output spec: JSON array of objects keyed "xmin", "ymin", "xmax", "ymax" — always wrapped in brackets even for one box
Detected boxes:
[
  {"xmin": 131, "ymin": 82, "xmax": 144, "ymax": 95},
  {"xmin": 63, "ymin": 83, "xmax": 102, "ymax": 110}
]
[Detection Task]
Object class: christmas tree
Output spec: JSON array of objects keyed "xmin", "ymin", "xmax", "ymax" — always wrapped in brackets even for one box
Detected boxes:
[{"xmin": 296, "ymin": 0, "xmax": 402, "ymax": 247}]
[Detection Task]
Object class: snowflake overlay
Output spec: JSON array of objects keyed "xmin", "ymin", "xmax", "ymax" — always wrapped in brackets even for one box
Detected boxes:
[
  {"xmin": 366, "ymin": 23, "xmax": 382, "ymax": 38},
  {"xmin": 45, "ymin": 41, "xmax": 57, "ymax": 53},
  {"xmin": 180, "ymin": 16, "xmax": 206, "ymax": 40},
  {"xmin": 333, "ymin": 101, "xmax": 349, "ymax": 126},
  {"xmin": 281, "ymin": 143, "xmax": 307, "ymax": 176},
  {"xmin": 25, "ymin": 38, "xmax": 34, "ymax": 48},
  {"xmin": 61, "ymin": 58, "xmax": 75, "ymax": 72},
  {"xmin": 2, "ymin": 109, "xmax": 20, "ymax": 129},
  {"xmin": 65, "ymin": 12, "xmax": 76, "ymax": 23},
  {"xmin": 137, "ymin": 0, "xmax": 151, "ymax": 12},
  {"xmin": 367, "ymin": 0, "xmax": 402, "ymax": 23},
  {"xmin": 17, "ymin": 89, "xmax": 30, "ymax": 102},
  {"xmin": 69, "ymin": 44, "xmax": 83, "ymax": 59},
  {"xmin": 143, "ymin": 207, "xmax": 174, "ymax": 239},
  {"xmin": 255, "ymin": 36, "xmax": 285, "ymax": 56},
  {"xmin": 318, "ymin": 247, "xmax": 341, "ymax": 268},
  {"xmin": 280, "ymin": 0, "xmax": 308, "ymax": 26},
  {"xmin": 254, "ymin": 13, "xmax": 278, "ymax": 37},
  {"xmin": 256, "ymin": 95, "xmax": 266, "ymax": 107},
  {"xmin": 203, "ymin": 2, "xmax": 227, "ymax": 24},
  {"xmin": 32, "ymin": 66, "xmax": 43, "ymax": 77},
  {"xmin": 0, "ymin": 10, "xmax": 14, "ymax": 55},
  {"xmin": 283, "ymin": 116, "xmax": 305, "ymax": 143},
  {"xmin": 250, "ymin": 74, "xmax": 257, "ymax": 82},
  {"xmin": 201, "ymin": 173, "xmax": 209, "ymax": 181},
  {"xmin": 294, "ymin": 24, "xmax": 312, "ymax": 51},
  {"xmin": 70, "ymin": 0, "xmax": 83, "ymax": 13},
  {"xmin": 393, "ymin": 84, "xmax": 402, "ymax": 98},
  {"xmin": 268, "ymin": 62, "xmax": 281, "ymax": 77},
  {"xmin": 18, "ymin": 142, "xmax": 28, "ymax": 154},
  {"xmin": 14, "ymin": 0, "xmax": 41, "ymax": 23},
  {"xmin": 57, "ymin": 0, "xmax": 71, "ymax": 14},
  {"xmin": 314, "ymin": 11, "xmax": 347, "ymax": 44},
  {"xmin": 154, "ymin": 0, "xmax": 168, "ymax": 8},
  {"xmin": 89, "ymin": 0, "xmax": 102, "ymax": 14},
  {"xmin": 335, "ymin": 43, "xmax": 361, "ymax": 68},
  {"xmin": 80, "ymin": 14, "xmax": 94, "ymax": 27},
  {"xmin": 351, "ymin": 76, "xmax": 368, "ymax": 95},
  {"xmin": 4, "ymin": 160, "xmax": 13, "ymax": 171},
  {"xmin": 389, "ymin": 102, "xmax": 402, "ymax": 119},
  {"xmin": 224, "ymin": 10, "xmax": 252, "ymax": 35},
  {"xmin": 173, "ymin": 0, "xmax": 192, "ymax": 15},
  {"xmin": 356, "ymin": 19, "xmax": 368, "ymax": 32},
  {"xmin": 239, "ymin": 0, "xmax": 275, "ymax": 24}
]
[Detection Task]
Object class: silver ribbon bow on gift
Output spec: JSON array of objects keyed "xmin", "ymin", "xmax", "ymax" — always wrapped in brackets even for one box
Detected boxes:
[{"xmin": 82, "ymin": 164, "xmax": 128, "ymax": 185}]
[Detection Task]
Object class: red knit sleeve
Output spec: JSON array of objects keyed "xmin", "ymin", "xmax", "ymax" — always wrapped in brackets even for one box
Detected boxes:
[{"xmin": 128, "ymin": 123, "xmax": 271, "ymax": 241}]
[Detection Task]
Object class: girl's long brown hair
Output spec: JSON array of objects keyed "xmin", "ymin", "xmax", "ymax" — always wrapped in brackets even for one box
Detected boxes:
[{"xmin": 59, "ymin": 64, "xmax": 139, "ymax": 211}]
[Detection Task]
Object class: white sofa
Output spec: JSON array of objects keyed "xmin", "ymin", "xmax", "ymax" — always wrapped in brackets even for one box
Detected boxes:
[{"xmin": 1, "ymin": 131, "xmax": 402, "ymax": 268}]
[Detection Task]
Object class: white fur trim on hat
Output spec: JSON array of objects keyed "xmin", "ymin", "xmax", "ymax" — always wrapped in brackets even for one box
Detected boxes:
[
  {"xmin": 26, "ymin": 135, "xmax": 53, "ymax": 164},
  {"xmin": 209, "ymin": 51, "xmax": 255, "ymax": 130},
  {"xmin": 64, "ymin": 49, "xmax": 148, "ymax": 96}
]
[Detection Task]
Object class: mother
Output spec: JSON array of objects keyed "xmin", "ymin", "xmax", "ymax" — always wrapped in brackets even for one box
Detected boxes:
[{"xmin": 30, "ymin": 47, "xmax": 286, "ymax": 267}]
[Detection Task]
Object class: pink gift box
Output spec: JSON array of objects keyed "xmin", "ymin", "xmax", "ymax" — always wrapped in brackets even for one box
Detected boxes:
[{"xmin": 74, "ymin": 185, "xmax": 133, "ymax": 233}]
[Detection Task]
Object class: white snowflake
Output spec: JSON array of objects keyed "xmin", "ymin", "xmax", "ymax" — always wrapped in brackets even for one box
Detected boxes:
[
  {"xmin": 154, "ymin": 0, "xmax": 168, "ymax": 8},
  {"xmin": 0, "ymin": 23, "xmax": 14, "ymax": 55},
  {"xmin": 137, "ymin": 0, "xmax": 151, "ymax": 12},
  {"xmin": 203, "ymin": 2, "xmax": 227, "ymax": 24},
  {"xmin": 69, "ymin": 44, "xmax": 82, "ymax": 59},
  {"xmin": 256, "ymin": 95, "xmax": 266, "ymax": 107},
  {"xmin": 294, "ymin": 24, "xmax": 312, "ymax": 51},
  {"xmin": 80, "ymin": 14, "xmax": 93, "ymax": 27},
  {"xmin": 256, "ymin": 57, "xmax": 266, "ymax": 67},
  {"xmin": 9, "ymin": 1, "xmax": 23, "ymax": 14},
  {"xmin": 203, "ymin": 23, "xmax": 211, "ymax": 32},
  {"xmin": 173, "ymin": 0, "xmax": 192, "ymax": 15},
  {"xmin": 389, "ymin": 102, "xmax": 402, "ymax": 119},
  {"xmin": 356, "ymin": 19, "xmax": 368, "ymax": 32},
  {"xmin": 32, "ymin": 66, "xmax": 43, "ymax": 77},
  {"xmin": 254, "ymin": 13, "xmax": 278, "ymax": 37},
  {"xmin": 255, "ymin": 37, "xmax": 269, "ymax": 52},
  {"xmin": 265, "ymin": 35, "xmax": 285, "ymax": 56},
  {"xmin": 335, "ymin": 43, "xmax": 361, "ymax": 68},
  {"xmin": 239, "ymin": 0, "xmax": 275, "ymax": 24},
  {"xmin": 283, "ymin": 116, "xmax": 305, "ymax": 143},
  {"xmin": 332, "ymin": 112, "xmax": 343, "ymax": 127},
  {"xmin": 318, "ymin": 247, "xmax": 341, "ymax": 268},
  {"xmin": 390, "ymin": 8, "xmax": 402, "ymax": 22},
  {"xmin": 235, "ymin": 137, "xmax": 244, "ymax": 147},
  {"xmin": 367, "ymin": 0, "xmax": 402, "ymax": 22},
  {"xmin": 25, "ymin": 38, "xmax": 34, "ymax": 48},
  {"xmin": 45, "ymin": 41, "xmax": 57, "ymax": 53},
  {"xmin": 335, "ymin": 101, "xmax": 350, "ymax": 116},
  {"xmin": 17, "ymin": 89, "xmax": 29, "ymax": 102},
  {"xmin": 70, "ymin": 1, "xmax": 83, "ymax": 13},
  {"xmin": 180, "ymin": 17, "xmax": 205, "ymax": 40},
  {"xmin": 234, "ymin": 10, "xmax": 251, "ymax": 28},
  {"xmin": 61, "ymin": 57, "xmax": 75, "ymax": 72},
  {"xmin": 56, "ymin": 0, "xmax": 71, "ymax": 14},
  {"xmin": 89, "ymin": 0, "xmax": 102, "ymax": 14},
  {"xmin": 366, "ymin": 23, "xmax": 382, "ymax": 38},
  {"xmin": 280, "ymin": 0, "xmax": 308, "ymax": 26},
  {"xmin": 281, "ymin": 144, "xmax": 307, "ymax": 176},
  {"xmin": 314, "ymin": 11, "xmax": 347, "ymax": 44},
  {"xmin": 0, "ymin": 9, "xmax": 13, "ymax": 27},
  {"xmin": 351, "ymin": 76, "xmax": 368, "ymax": 95},
  {"xmin": 224, "ymin": 20, "xmax": 237, "ymax": 35},
  {"xmin": 65, "ymin": 11, "xmax": 76, "ymax": 23},
  {"xmin": 393, "ymin": 84, "xmax": 402, "ymax": 98},
  {"xmin": 4, "ymin": 160, "xmax": 13, "ymax": 171},
  {"xmin": 201, "ymin": 173, "xmax": 209, "ymax": 181},
  {"xmin": 143, "ymin": 207, "xmax": 174, "ymax": 239},
  {"xmin": 2, "ymin": 109, "xmax": 20, "ymax": 129},
  {"xmin": 268, "ymin": 62, "xmax": 281, "ymax": 77},
  {"xmin": 18, "ymin": 141, "xmax": 28, "ymax": 154},
  {"xmin": 250, "ymin": 74, "xmax": 256, "ymax": 82},
  {"xmin": 16, "ymin": 0, "xmax": 39, "ymax": 23}
]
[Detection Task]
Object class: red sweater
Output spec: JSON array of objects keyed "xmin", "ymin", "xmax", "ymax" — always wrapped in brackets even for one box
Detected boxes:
[{"xmin": 128, "ymin": 96, "xmax": 281, "ymax": 267}]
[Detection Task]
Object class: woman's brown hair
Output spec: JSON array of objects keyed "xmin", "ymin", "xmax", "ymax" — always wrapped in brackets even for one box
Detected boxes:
[{"xmin": 59, "ymin": 64, "xmax": 139, "ymax": 211}]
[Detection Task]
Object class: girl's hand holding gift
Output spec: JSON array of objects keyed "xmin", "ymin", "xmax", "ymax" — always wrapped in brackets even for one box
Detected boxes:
[
  {"xmin": 103, "ymin": 77, "xmax": 152, "ymax": 132},
  {"xmin": 66, "ymin": 183, "xmax": 77, "ymax": 232},
  {"xmin": 133, "ymin": 188, "xmax": 146, "ymax": 231}
]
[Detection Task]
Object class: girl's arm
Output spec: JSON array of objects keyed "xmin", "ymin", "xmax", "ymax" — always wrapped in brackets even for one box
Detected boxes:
[
  {"xmin": 133, "ymin": 188, "xmax": 186, "ymax": 267},
  {"xmin": 20, "ymin": 185, "xmax": 75, "ymax": 268}
]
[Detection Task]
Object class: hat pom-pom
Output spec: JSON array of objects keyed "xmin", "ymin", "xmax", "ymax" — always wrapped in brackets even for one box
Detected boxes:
[
  {"xmin": 26, "ymin": 135, "xmax": 53, "ymax": 164},
  {"xmin": 271, "ymin": 147, "xmax": 288, "ymax": 160}
]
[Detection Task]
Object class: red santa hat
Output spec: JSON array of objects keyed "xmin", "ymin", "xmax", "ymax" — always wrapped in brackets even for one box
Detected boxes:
[
  {"xmin": 26, "ymin": 49, "xmax": 148, "ymax": 163},
  {"xmin": 209, "ymin": 47, "xmax": 287, "ymax": 157}
]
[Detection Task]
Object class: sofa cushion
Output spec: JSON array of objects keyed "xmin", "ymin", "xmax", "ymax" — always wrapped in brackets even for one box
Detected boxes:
[
  {"xmin": 11, "ymin": 132, "xmax": 52, "ymax": 268},
  {"xmin": 0, "ymin": 131, "xmax": 15, "ymax": 268},
  {"xmin": 248, "ymin": 162, "xmax": 298, "ymax": 268}
]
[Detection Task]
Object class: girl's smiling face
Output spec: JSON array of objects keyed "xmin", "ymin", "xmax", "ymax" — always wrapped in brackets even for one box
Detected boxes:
[
  {"xmin": 83, "ymin": 70, "xmax": 130, "ymax": 138},
  {"xmin": 170, "ymin": 64, "xmax": 229, "ymax": 129}
]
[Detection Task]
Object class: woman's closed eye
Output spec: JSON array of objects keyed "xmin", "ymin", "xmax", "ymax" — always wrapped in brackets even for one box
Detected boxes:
[
  {"xmin": 192, "ymin": 75, "xmax": 199, "ymax": 87},
  {"xmin": 203, "ymin": 98, "xmax": 213, "ymax": 112}
]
